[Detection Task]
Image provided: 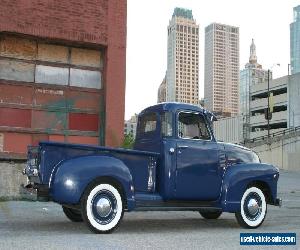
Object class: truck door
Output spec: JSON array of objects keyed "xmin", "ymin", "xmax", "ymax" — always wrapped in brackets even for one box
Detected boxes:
[{"xmin": 175, "ymin": 111, "xmax": 223, "ymax": 201}]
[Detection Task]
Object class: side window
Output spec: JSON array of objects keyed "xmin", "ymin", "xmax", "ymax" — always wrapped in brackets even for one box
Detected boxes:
[
  {"xmin": 178, "ymin": 112, "xmax": 211, "ymax": 140},
  {"xmin": 137, "ymin": 112, "xmax": 157, "ymax": 135},
  {"xmin": 161, "ymin": 112, "xmax": 173, "ymax": 137}
]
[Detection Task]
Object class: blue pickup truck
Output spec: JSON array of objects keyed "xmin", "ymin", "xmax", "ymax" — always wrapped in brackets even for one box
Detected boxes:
[{"xmin": 23, "ymin": 103, "xmax": 281, "ymax": 233}]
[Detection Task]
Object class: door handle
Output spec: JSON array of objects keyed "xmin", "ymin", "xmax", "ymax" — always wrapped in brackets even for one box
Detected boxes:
[
  {"xmin": 169, "ymin": 148, "xmax": 175, "ymax": 154},
  {"xmin": 177, "ymin": 145, "xmax": 189, "ymax": 149}
]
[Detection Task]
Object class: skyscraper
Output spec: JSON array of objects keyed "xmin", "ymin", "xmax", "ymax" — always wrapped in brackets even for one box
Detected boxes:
[
  {"xmin": 240, "ymin": 39, "xmax": 269, "ymax": 139},
  {"xmin": 204, "ymin": 23, "xmax": 239, "ymax": 117},
  {"xmin": 165, "ymin": 8, "xmax": 199, "ymax": 104},
  {"xmin": 157, "ymin": 74, "xmax": 166, "ymax": 103},
  {"xmin": 290, "ymin": 5, "xmax": 300, "ymax": 74}
]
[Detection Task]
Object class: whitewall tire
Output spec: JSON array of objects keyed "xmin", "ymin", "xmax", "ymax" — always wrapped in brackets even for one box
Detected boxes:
[
  {"xmin": 235, "ymin": 186, "xmax": 267, "ymax": 229},
  {"xmin": 81, "ymin": 183, "xmax": 124, "ymax": 233}
]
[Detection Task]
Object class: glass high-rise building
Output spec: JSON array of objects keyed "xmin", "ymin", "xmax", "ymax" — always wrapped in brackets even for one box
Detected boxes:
[
  {"xmin": 290, "ymin": 5, "xmax": 300, "ymax": 74},
  {"xmin": 166, "ymin": 8, "xmax": 199, "ymax": 105}
]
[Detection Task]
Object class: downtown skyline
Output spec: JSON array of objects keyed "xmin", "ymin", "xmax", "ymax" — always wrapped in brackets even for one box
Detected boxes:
[{"xmin": 126, "ymin": 0, "xmax": 299, "ymax": 119}]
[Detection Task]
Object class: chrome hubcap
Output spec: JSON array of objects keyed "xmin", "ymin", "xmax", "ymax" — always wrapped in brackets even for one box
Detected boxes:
[
  {"xmin": 247, "ymin": 198, "xmax": 259, "ymax": 215},
  {"xmin": 96, "ymin": 198, "xmax": 112, "ymax": 217}
]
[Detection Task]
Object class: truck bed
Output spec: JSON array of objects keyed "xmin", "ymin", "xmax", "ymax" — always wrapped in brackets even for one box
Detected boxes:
[{"xmin": 33, "ymin": 141, "xmax": 160, "ymax": 194}]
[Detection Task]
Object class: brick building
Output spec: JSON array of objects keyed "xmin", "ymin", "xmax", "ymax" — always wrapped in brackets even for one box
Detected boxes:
[{"xmin": 0, "ymin": 0, "xmax": 127, "ymax": 158}]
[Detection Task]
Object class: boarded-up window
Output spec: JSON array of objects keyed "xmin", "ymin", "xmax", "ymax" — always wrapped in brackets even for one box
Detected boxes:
[
  {"xmin": 0, "ymin": 59, "xmax": 35, "ymax": 82},
  {"xmin": 0, "ymin": 35, "xmax": 103, "ymax": 89},
  {"xmin": 37, "ymin": 43, "xmax": 68, "ymax": 63},
  {"xmin": 35, "ymin": 65, "xmax": 69, "ymax": 85},
  {"xmin": 0, "ymin": 36, "xmax": 36, "ymax": 60},
  {"xmin": 70, "ymin": 68, "xmax": 101, "ymax": 89},
  {"xmin": 71, "ymin": 48, "xmax": 101, "ymax": 67}
]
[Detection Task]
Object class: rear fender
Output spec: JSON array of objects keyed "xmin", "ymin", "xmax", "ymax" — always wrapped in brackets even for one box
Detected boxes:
[
  {"xmin": 220, "ymin": 163, "xmax": 279, "ymax": 212},
  {"xmin": 49, "ymin": 155, "xmax": 135, "ymax": 210}
]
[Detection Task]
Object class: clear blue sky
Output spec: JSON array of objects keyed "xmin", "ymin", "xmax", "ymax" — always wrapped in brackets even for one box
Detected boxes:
[{"xmin": 125, "ymin": 0, "xmax": 299, "ymax": 119}]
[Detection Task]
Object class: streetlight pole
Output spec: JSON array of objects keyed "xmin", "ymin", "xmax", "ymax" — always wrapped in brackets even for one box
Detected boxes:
[
  {"xmin": 267, "ymin": 69, "xmax": 270, "ymax": 140},
  {"xmin": 266, "ymin": 64, "xmax": 280, "ymax": 142}
]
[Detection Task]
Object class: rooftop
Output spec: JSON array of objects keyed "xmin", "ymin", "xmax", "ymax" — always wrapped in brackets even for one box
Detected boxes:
[
  {"xmin": 140, "ymin": 102, "xmax": 204, "ymax": 115},
  {"xmin": 172, "ymin": 7, "xmax": 193, "ymax": 20}
]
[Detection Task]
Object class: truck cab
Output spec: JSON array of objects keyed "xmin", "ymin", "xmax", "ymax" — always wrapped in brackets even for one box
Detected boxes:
[
  {"xmin": 23, "ymin": 102, "xmax": 281, "ymax": 233},
  {"xmin": 134, "ymin": 103, "xmax": 222, "ymax": 201}
]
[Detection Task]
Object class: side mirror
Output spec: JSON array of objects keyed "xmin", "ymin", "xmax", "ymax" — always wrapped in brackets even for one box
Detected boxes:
[{"xmin": 205, "ymin": 111, "xmax": 217, "ymax": 122}]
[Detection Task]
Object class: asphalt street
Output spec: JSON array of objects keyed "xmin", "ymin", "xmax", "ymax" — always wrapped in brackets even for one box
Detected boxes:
[{"xmin": 0, "ymin": 170, "xmax": 299, "ymax": 250}]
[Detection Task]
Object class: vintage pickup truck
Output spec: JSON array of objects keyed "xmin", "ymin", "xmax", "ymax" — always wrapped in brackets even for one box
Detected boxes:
[{"xmin": 23, "ymin": 102, "xmax": 281, "ymax": 233}]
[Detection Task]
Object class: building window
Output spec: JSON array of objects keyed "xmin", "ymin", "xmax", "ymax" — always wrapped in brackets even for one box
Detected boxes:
[{"xmin": 0, "ymin": 34, "xmax": 103, "ymax": 89}]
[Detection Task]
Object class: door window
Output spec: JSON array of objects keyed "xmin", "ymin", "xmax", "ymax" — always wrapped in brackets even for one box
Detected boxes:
[{"xmin": 178, "ymin": 112, "xmax": 211, "ymax": 140}]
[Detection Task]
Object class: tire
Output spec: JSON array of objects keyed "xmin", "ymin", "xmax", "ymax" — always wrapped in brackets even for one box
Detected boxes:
[
  {"xmin": 81, "ymin": 182, "xmax": 124, "ymax": 234},
  {"xmin": 199, "ymin": 211, "xmax": 222, "ymax": 219},
  {"xmin": 235, "ymin": 186, "xmax": 267, "ymax": 229},
  {"xmin": 62, "ymin": 206, "xmax": 83, "ymax": 222}
]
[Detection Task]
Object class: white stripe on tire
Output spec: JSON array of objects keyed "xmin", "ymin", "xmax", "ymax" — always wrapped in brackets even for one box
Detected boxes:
[
  {"xmin": 86, "ymin": 184, "xmax": 123, "ymax": 232},
  {"xmin": 240, "ymin": 187, "xmax": 266, "ymax": 227}
]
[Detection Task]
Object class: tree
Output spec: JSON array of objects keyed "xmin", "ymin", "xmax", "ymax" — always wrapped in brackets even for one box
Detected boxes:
[{"xmin": 121, "ymin": 133, "xmax": 135, "ymax": 149}]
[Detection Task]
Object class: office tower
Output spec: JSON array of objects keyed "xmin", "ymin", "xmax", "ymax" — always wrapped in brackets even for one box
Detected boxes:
[
  {"xmin": 166, "ymin": 7, "xmax": 199, "ymax": 104},
  {"xmin": 204, "ymin": 23, "xmax": 239, "ymax": 117},
  {"xmin": 290, "ymin": 5, "xmax": 300, "ymax": 74}
]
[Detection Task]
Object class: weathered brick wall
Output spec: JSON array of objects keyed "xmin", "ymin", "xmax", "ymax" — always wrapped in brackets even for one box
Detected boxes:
[
  {"xmin": 0, "ymin": 0, "xmax": 108, "ymax": 45},
  {"xmin": 0, "ymin": 161, "xmax": 27, "ymax": 199},
  {"xmin": 0, "ymin": 0, "xmax": 127, "ymax": 147}
]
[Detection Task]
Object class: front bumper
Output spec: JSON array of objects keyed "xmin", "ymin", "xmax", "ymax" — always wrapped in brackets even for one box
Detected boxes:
[{"xmin": 274, "ymin": 198, "xmax": 282, "ymax": 207}]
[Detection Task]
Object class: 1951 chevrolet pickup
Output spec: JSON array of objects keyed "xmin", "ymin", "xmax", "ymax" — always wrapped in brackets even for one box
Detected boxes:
[{"xmin": 23, "ymin": 102, "xmax": 281, "ymax": 233}]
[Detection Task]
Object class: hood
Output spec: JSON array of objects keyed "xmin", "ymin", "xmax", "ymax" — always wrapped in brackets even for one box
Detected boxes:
[{"xmin": 217, "ymin": 142, "xmax": 260, "ymax": 164}]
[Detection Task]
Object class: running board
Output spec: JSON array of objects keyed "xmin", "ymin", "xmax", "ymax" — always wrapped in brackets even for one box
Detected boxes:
[
  {"xmin": 135, "ymin": 200, "xmax": 220, "ymax": 212},
  {"xmin": 135, "ymin": 206, "xmax": 222, "ymax": 212}
]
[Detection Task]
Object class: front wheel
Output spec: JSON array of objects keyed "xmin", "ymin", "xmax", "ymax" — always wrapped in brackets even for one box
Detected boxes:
[
  {"xmin": 81, "ymin": 182, "xmax": 124, "ymax": 234},
  {"xmin": 62, "ymin": 206, "xmax": 83, "ymax": 222},
  {"xmin": 235, "ymin": 186, "xmax": 267, "ymax": 229},
  {"xmin": 199, "ymin": 211, "xmax": 222, "ymax": 219}
]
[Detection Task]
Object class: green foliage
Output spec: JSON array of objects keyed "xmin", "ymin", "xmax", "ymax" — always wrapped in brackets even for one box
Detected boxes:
[{"xmin": 122, "ymin": 133, "xmax": 135, "ymax": 149}]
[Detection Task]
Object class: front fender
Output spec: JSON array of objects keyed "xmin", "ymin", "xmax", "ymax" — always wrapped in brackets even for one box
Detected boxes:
[
  {"xmin": 49, "ymin": 155, "xmax": 135, "ymax": 210},
  {"xmin": 221, "ymin": 163, "xmax": 279, "ymax": 212}
]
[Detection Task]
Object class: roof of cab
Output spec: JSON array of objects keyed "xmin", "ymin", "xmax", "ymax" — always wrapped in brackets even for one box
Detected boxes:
[{"xmin": 139, "ymin": 102, "xmax": 205, "ymax": 115}]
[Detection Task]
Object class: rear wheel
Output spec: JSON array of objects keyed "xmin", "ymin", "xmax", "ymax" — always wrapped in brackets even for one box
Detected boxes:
[
  {"xmin": 81, "ymin": 182, "xmax": 124, "ymax": 234},
  {"xmin": 62, "ymin": 206, "xmax": 83, "ymax": 222},
  {"xmin": 199, "ymin": 211, "xmax": 222, "ymax": 219},
  {"xmin": 235, "ymin": 186, "xmax": 267, "ymax": 229}
]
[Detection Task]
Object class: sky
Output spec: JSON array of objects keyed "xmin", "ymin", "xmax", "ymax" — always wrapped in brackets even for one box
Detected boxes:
[{"xmin": 125, "ymin": 0, "xmax": 299, "ymax": 119}]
